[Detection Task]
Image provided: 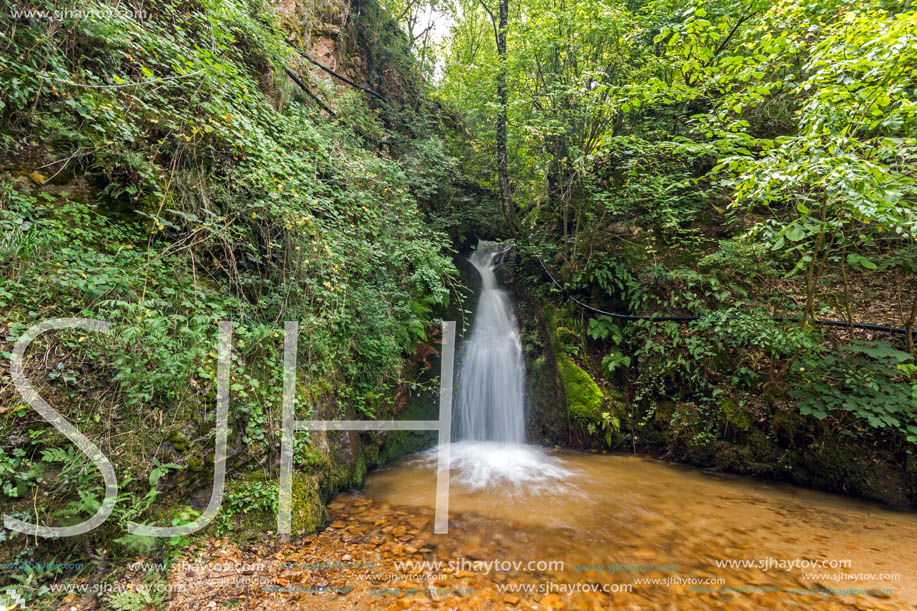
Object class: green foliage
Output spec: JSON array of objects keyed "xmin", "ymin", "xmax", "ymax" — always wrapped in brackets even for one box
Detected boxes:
[
  {"xmin": 585, "ymin": 411, "xmax": 621, "ymax": 447},
  {"xmin": 436, "ymin": 0, "xmax": 915, "ymax": 463},
  {"xmin": 585, "ymin": 137, "xmax": 711, "ymax": 246},
  {"xmin": 215, "ymin": 481, "xmax": 279, "ymax": 536},
  {"xmin": 601, "ymin": 350, "xmax": 631, "ymax": 377},
  {"xmin": 107, "ymin": 588, "xmax": 164, "ymax": 611},
  {"xmin": 0, "ymin": 0, "xmax": 456, "ymax": 395},
  {"xmin": 586, "ymin": 317, "xmax": 631, "ymax": 375},
  {"xmin": 714, "ymin": 5, "xmax": 917, "ymax": 241},
  {"xmin": 793, "ymin": 341, "xmax": 917, "ymax": 433},
  {"xmin": 0, "ymin": 0, "xmax": 459, "ymax": 594},
  {"xmin": 586, "ymin": 317, "xmax": 622, "ymax": 343},
  {"xmin": 0, "ymin": 446, "xmax": 31, "ymax": 498}
]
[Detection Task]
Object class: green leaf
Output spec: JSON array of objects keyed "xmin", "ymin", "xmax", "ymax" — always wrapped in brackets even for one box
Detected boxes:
[{"xmin": 786, "ymin": 226, "xmax": 805, "ymax": 242}]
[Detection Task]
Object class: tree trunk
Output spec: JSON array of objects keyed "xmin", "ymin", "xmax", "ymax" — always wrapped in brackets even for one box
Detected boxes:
[
  {"xmin": 840, "ymin": 238, "xmax": 855, "ymax": 341},
  {"xmin": 803, "ymin": 203, "xmax": 828, "ymax": 324},
  {"xmin": 907, "ymin": 293, "xmax": 917, "ymax": 356},
  {"xmin": 495, "ymin": 0, "xmax": 516, "ymax": 236}
]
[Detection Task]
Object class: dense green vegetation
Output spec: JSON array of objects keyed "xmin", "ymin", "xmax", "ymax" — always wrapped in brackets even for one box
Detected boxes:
[
  {"xmin": 0, "ymin": 0, "xmax": 460, "ymax": 604},
  {"xmin": 0, "ymin": 0, "xmax": 915, "ymax": 606},
  {"xmin": 435, "ymin": 0, "xmax": 916, "ymax": 498}
]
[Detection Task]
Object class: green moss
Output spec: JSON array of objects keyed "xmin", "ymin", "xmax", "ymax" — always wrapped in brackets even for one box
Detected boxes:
[
  {"xmin": 652, "ymin": 400, "xmax": 676, "ymax": 429},
  {"xmin": 802, "ymin": 444, "xmax": 869, "ymax": 493},
  {"xmin": 542, "ymin": 305, "xmax": 567, "ymax": 354},
  {"xmin": 558, "ymin": 355, "xmax": 605, "ymax": 421},
  {"xmin": 719, "ymin": 397, "xmax": 750, "ymax": 431},
  {"xmin": 206, "ymin": 477, "xmax": 278, "ymax": 541},
  {"xmin": 300, "ymin": 444, "xmax": 329, "ymax": 469},
  {"xmin": 607, "ymin": 386, "xmax": 625, "ymax": 403},
  {"xmin": 375, "ymin": 391, "xmax": 438, "ymax": 464},
  {"xmin": 322, "ymin": 449, "xmax": 365, "ymax": 495},
  {"xmin": 352, "ymin": 455, "xmax": 367, "ymax": 486},
  {"xmin": 245, "ymin": 469, "xmax": 267, "ymax": 482},
  {"xmin": 906, "ymin": 457, "xmax": 917, "ymax": 504},
  {"xmin": 291, "ymin": 473, "xmax": 329, "ymax": 534},
  {"xmin": 167, "ymin": 430, "xmax": 189, "ymax": 453},
  {"xmin": 665, "ymin": 402, "xmax": 702, "ymax": 443},
  {"xmin": 554, "ymin": 326, "xmax": 580, "ymax": 347},
  {"xmin": 771, "ymin": 408, "xmax": 804, "ymax": 444}
]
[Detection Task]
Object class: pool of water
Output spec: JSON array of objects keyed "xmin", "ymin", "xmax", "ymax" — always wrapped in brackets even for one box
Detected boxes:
[{"xmin": 344, "ymin": 442, "xmax": 917, "ymax": 608}]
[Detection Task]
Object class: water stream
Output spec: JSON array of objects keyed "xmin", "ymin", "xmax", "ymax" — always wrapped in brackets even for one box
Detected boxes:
[
  {"xmin": 348, "ymin": 451, "xmax": 917, "ymax": 608},
  {"xmin": 322, "ymin": 244, "xmax": 917, "ymax": 608}
]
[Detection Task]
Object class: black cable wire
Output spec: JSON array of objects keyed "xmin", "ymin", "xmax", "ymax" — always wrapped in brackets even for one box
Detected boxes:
[
  {"xmin": 285, "ymin": 39, "xmax": 418, "ymax": 146},
  {"xmin": 284, "ymin": 64, "xmax": 407, "ymax": 147},
  {"xmin": 286, "ymin": 39, "xmax": 388, "ymax": 103},
  {"xmin": 284, "ymin": 68, "xmax": 336, "ymax": 117},
  {"xmin": 537, "ymin": 258, "xmax": 917, "ymax": 335}
]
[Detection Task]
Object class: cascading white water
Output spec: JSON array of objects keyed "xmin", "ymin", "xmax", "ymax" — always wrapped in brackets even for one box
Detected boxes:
[
  {"xmin": 416, "ymin": 242, "xmax": 570, "ymax": 491},
  {"xmin": 455, "ymin": 244, "xmax": 526, "ymax": 443}
]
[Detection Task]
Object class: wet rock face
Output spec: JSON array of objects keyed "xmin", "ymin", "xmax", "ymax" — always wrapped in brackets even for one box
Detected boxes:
[
  {"xmin": 509, "ymin": 263, "xmax": 570, "ymax": 446},
  {"xmin": 269, "ymin": 0, "xmax": 350, "ymax": 30},
  {"xmin": 267, "ymin": 0, "xmax": 364, "ymax": 111}
]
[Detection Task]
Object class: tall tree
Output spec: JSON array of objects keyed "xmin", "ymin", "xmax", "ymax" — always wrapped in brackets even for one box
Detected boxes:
[{"xmin": 480, "ymin": 0, "xmax": 518, "ymax": 234}]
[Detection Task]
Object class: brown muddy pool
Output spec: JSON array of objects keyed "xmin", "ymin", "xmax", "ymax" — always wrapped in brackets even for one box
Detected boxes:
[
  {"xmin": 168, "ymin": 442, "xmax": 917, "ymax": 610},
  {"xmin": 343, "ymin": 442, "xmax": 917, "ymax": 609}
]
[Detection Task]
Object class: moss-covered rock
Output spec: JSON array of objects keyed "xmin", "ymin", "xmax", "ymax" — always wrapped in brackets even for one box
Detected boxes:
[
  {"xmin": 167, "ymin": 430, "xmax": 189, "ymax": 453},
  {"xmin": 666, "ymin": 402, "xmax": 702, "ymax": 442},
  {"xmin": 906, "ymin": 457, "xmax": 917, "ymax": 504},
  {"xmin": 291, "ymin": 473, "xmax": 330, "ymax": 534},
  {"xmin": 719, "ymin": 397, "xmax": 750, "ymax": 431},
  {"xmin": 652, "ymin": 400, "xmax": 676, "ymax": 429},
  {"xmin": 558, "ymin": 355, "xmax": 605, "ymax": 421},
  {"xmin": 771, "ymin": 408, "xmax": 805, "ymax": 446},
  {"xmin": 374, "ymin": 391, "xmax": 438, "ymax": 464},
  {"xmin": 511, "ymin": 278, "xmax": 569, "ymax": 444}
]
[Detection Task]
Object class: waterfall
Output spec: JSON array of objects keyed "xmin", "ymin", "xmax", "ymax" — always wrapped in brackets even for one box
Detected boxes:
[
  {"xmin": 416, "ymin": 242, "xmax": 569, "ymax": 491},
  {"xmin": 455, "ymin": 243, "xmax": 526, "ymax": 443}
]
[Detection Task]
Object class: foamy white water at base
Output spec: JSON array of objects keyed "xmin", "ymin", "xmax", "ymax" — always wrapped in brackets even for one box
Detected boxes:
[{"xmin": 420, "ymin": 441, "xmax": 574, "ymax": 492}]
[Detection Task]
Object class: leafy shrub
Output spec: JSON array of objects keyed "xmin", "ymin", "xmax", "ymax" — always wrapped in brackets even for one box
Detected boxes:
[{"xmin": 793, "ymin": 341, "xmax": 917, "ymax": 435}]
